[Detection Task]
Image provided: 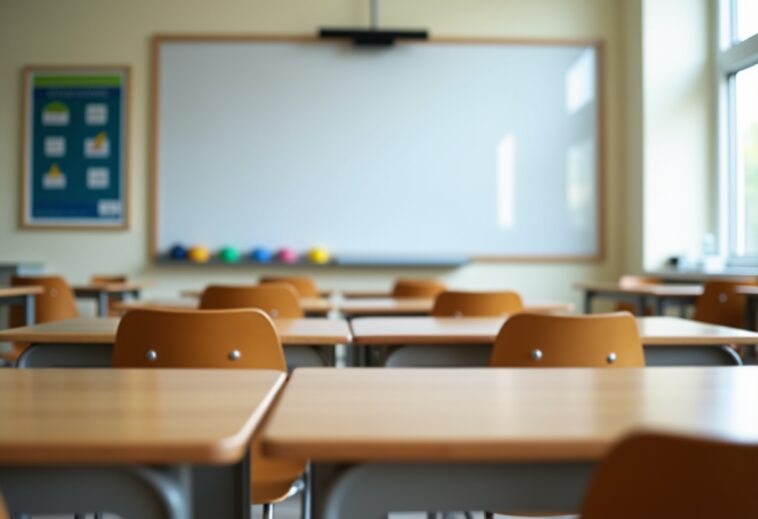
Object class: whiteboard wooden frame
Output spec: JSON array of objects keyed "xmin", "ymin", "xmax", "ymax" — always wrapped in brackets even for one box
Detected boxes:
[
  {"xmin": 150, "ymin": 35, "xmax": 605, "ymax": 262},
  {"xmin": 21, "ymin": 65, "xmax": 131, "ymax": 230}
]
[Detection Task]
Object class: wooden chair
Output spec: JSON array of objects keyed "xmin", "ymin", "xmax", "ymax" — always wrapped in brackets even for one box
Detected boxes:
[
  {"xmin": 199, "ymin": 284, "xmax": 304, "ymax": 318},
  {"xmin": 0, "ymin": 491, "xmax": 8, "ymax": 519},
  {"xmin": 391, "ymin": 279, "xmax": 446, "ymax": 298},
  {"xmin": 580, "ymin": 432, "xmax": 758, "ymax": 518},
  {"xmin": 432, "ymin": 290, "xmax": 523, "ymax": 317},
  {"xmin": 490, "ymin": 312, "xmax": 644, "ymax": 368},
  {"xmin": 385, "ymin": 290, "xmax": 524, "ymax": 367},
  {"xmin": 693, "ymin": 280, "xmax": 758, "ymax": 329},
  {"xmin": 113, "ymin": 308, "xmax": 305, "ymax": 517},
  {"xmin": 3, "ymin": 276, "xmax": 79, "ymax": 363},
  {"xmin": 89, "ymin": 274, "xmax": 127, "ymax": 285},
  {"xmin": 259, "ymin": 276, "xmax": 319, "ymax": 298},
  {"xmin": 616, "ymin": 275, "xmax": 661, "ymax": 315},
  {"xmin": 90, "ymin": 274, "xmax": 128, "ymax": 316}
]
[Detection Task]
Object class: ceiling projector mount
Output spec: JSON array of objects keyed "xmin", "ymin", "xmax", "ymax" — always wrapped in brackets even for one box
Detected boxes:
[{"xmin": 318, "ymin": 0, "xmax": 428, "ymax": 46}]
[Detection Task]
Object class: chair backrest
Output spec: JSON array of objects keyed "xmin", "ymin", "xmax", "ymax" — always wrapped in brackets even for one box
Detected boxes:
[
  {"xmin": 616, "ymin": 276, "xmax": 662, "ymax": 315},
  {"xmin": 432, "ymin": 290, "xmax": 524, "ymax": 317},
  {"xmin": 90, "ymin": 274, "xmax": 128, "ymax": 285},
  {"xmin": 490, "ymin": 312, "xmax": 644, "ymax": 367},
  {"xmin": 618, "ymin": 275, "xmax": 662, "ymax": 288},
  {"xmin": 693, "ymin": 280, "xmax": 757, "ymax": 329},
  {"xmin": 113, "ymin": 308, "xmax": 286, "ymax": 370},
  {"xmin": 580, "ymin": 432, "xmax": 758, "ymax": 519},
  {"xmin": 10, "ymin": 275, "xmax": 78, "ymax": 326},
  {"xmin": 259, "ymin": 276, "xmax": 318, "ymax": 298},
  {"xmin": 199, "ymin": 284, "xmax": 304, "ymax": 318},
  {"xmin": 391, "ymin": 279, "xmax": 447, "ymax": 298}
]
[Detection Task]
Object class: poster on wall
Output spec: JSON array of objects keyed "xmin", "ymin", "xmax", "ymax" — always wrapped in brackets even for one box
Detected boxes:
[{"xmin": 21, "ymin": 66, "xmax": 129, "ymax": 229}]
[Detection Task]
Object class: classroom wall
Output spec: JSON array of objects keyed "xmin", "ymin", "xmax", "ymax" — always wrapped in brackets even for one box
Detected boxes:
[{"xmin": 0, "ymin": 0, "xmax": 710, "ymax": 307}]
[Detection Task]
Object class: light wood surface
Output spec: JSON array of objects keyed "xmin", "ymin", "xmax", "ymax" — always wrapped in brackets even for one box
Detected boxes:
[
  {"xmin": 262, "ymin": 367, "xmax": 758, "ymax": 462},
  {"xmin": 0, "ymin": 286, "xmax": 44, "ymax": 298},
  {"xmin": 72, "ymin": 282, "xmax": 149, "ymax": 295},
  {"xmin": 179, "ymin": 290, "xmax": 332, "ymax": 315},
  {"xmin": 349, "ymin": 316, "xmax": 758, "ymax": 346},
  {"xmin": 0, "ymin": 317, "xmax": 351, "ymax": 346},
  {"xmin": 574, "ymin": 282, "xmax": 703, "ymax": 297},
  {"xmin": 0, "ymin": 369, "xmax": 284, "ymax": 464},
  {"xmin": 337, "ymin": 298, "xmax": 573, "ymax": 317},
  {"xmin": 737, "ymin": 286, "xmax": 758, "ymax": 296},
  {"xmin": 340, "ymin": 290, "xmax": 393, "ymax": 299},
  {"xmin": 114, "ymin": 298, "xmax": 198, "ymax": 313}
]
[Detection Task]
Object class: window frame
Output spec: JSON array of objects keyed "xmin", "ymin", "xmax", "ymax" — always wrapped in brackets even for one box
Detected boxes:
[{"xmin": 719, "ymin": 0, "xmax": 758, "ymax": 267}]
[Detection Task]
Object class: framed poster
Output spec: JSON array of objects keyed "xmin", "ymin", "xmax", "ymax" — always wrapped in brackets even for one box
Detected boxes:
[{"xmin": 21, "ymin": 66, "xmax": 129, "ymax": 229}]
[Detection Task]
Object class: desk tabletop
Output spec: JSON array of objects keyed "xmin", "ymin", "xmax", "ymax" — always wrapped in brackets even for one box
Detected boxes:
[
  {"xmin": 0, "ymin": 286, "xmax": 44, "ymax": 298},
  {"xmin": 737, "ymin": 286, "xmax": 758, "ymax": 296},
  {"xmin": 0, "ymin": 368, "xmax": 284, "ymax": 465},
  {"xmin": 262, "ymin": 367, "xmax": 758, "ymax": 462},
  {"xmin": 337, "ymin": 298, "xmax": 573, "ymax": 317},
  {"xmin": 72, "ymin": 282, "xmax": 149, "ymax": 295},
  {"xmin": 573, "ymin": 282, "xmax": 703, "ymax": 297},
  {"xmin": 0, "ymin": 316, "xmax": 351, "ymax": 346},
  {"xmin": 349, "ymin": 316, "xmax": 758, "ymax": 346}
]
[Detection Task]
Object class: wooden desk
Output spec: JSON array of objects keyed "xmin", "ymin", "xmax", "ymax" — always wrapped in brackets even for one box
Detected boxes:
[
  {"xmin": 738, "ymin": 285, "xmax": 758, "ymax": 331},
  {"xmin": 574, "ymin": 281, "xmax": 703, "ymax": 315},
  {"xmin": 0, "ymin": 368, "xmax": 284, "ymax": 518},
  {"xmin": 73, "ymin": 282, "xmax": 148, "ymax": 317},
  {"xmin": 349, "ymin": 316, "xmax": 757, "ymax": 366},
  {"xmin": 262, "ymin": 367, "xmax": 758, "ymax": 517},
  {"xmin": 179, "ymin": 290, "xmax": 332, "ymax": 316},
  {"xmin": 337, "ymin": 297, "xmax": 573, "ymax": 317},
  {"xmin": 0, "ymin": 287, "xmax": 43, "ymax": 326},
  {"xmin": 0, "ymin": 317, "xmax": 352, "ymax": 368}
]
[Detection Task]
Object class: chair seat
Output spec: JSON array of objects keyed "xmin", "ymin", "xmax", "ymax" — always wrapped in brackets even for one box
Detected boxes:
[{"xmin": 251, "ymin": 447, "xmax": 306, "ymax": 503}]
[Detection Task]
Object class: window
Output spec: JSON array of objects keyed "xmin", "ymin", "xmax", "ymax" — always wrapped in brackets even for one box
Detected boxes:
[
  {"xmin": 720, "ymin": 0, "xmax": 758, "ymax": 265},
  {"xmin": 734, "ymin": 0, "xmax": 758, "ymax": 43}
]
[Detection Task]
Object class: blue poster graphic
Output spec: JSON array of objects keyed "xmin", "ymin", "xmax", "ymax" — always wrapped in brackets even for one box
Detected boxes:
[{"xmin": 24, "ymin": 70, "xmax": 127, "ymax": 227}]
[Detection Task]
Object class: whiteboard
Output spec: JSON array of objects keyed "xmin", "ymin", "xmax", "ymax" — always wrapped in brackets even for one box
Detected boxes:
[{"xmin": 154, "ymin": 37, "xmax": 602, "ymax": 261}]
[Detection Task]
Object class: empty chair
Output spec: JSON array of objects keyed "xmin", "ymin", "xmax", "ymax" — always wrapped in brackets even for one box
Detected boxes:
[
  {"xmin": 113, "ymin": 308, "xmax": 305, "ymax": 517},
  {"xmin": 259, "ymin": 276, "xmax": 319, "ymax": 298},
  {"xmin": 90, "ymin": 274, "xmax": 129, "ymax": 315},
  {"xmin": 490, "ymin": 312, "xmax": 644, "ymax": 367},
  {"xmin": 580, "ymin": 432, "xmax": 758, "ymax": 518},
  {"xmin": 432, "ymin": 290, "xmax": 523, "ymax": 317},
  {"xmin": 391, "ymin": 279, "xmax": 446, "ymax": 298},
  {"xmin": 199, "ymin": 284, "xmax": 303, "ymax": 318},
  {"xmin": 199, "ymin": 284, "xmax": 326, "ymax": 369},
  {"xmin": 3, "ymin": 276, "xmax": 79, "ymax": 363},
  {"xmin": 89, "ymin": 274, "xmax": 128, "ymax": 285},
  {"xmin": 616, "ymin": 275, "xmax": 661, "ymax": 315},
  {"xmin": 693, "ymin": 280, "xmax": 758, "ymax": 329},
  {"xmin": 385, "ymin": 290, "xmax": 523, "ymax": 367},
  {"xmin": 10, "ymin": 275, "xmax": 78, "ymax": 325}
]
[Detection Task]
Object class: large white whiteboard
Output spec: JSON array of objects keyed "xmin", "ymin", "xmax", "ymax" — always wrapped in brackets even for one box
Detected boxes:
[{"xmin": 154, "ymin": 37, "xmax": 602, "ymax": 261}]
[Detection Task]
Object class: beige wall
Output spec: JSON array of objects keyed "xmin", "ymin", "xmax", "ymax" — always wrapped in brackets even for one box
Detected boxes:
[{"xmin": 0, "ymin": 0, "xmax": 709, "ymax": 308}]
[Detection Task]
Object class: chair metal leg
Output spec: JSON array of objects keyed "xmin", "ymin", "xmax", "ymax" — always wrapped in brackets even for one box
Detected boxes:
[
  {"xmin": 301, "ymin": 464, "xmax": 311, "ymax": 519},
  {"xmin": 263, "ymin": 502, "xmax": 275, "ymax": 519}
]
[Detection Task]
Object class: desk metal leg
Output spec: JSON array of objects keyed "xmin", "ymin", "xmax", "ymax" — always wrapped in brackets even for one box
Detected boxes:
[
  {"xmin": 23, "ymin": 294, "xmax": 35, "ymax": 326},
  {"xmin": 314, "ymin": 462, "xmax": 593, "ymax": 519},
  {"xmin": 653, "ymin": 296, "xmax": 664, "ymax": 316},
  {"xmin": 583, "ymin": 291, "xmax": 593, "ymax": 314},
  {"xmin": 747, "ymin": 297, "xmax": 758, "ymax": 332},
  {"xmin": 97, "ymin": 291, "xmax": 109, "ymax": 317},
  {"xmin": 637, "ymin": 295, "xmax": 648, "ymax": 316}
]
